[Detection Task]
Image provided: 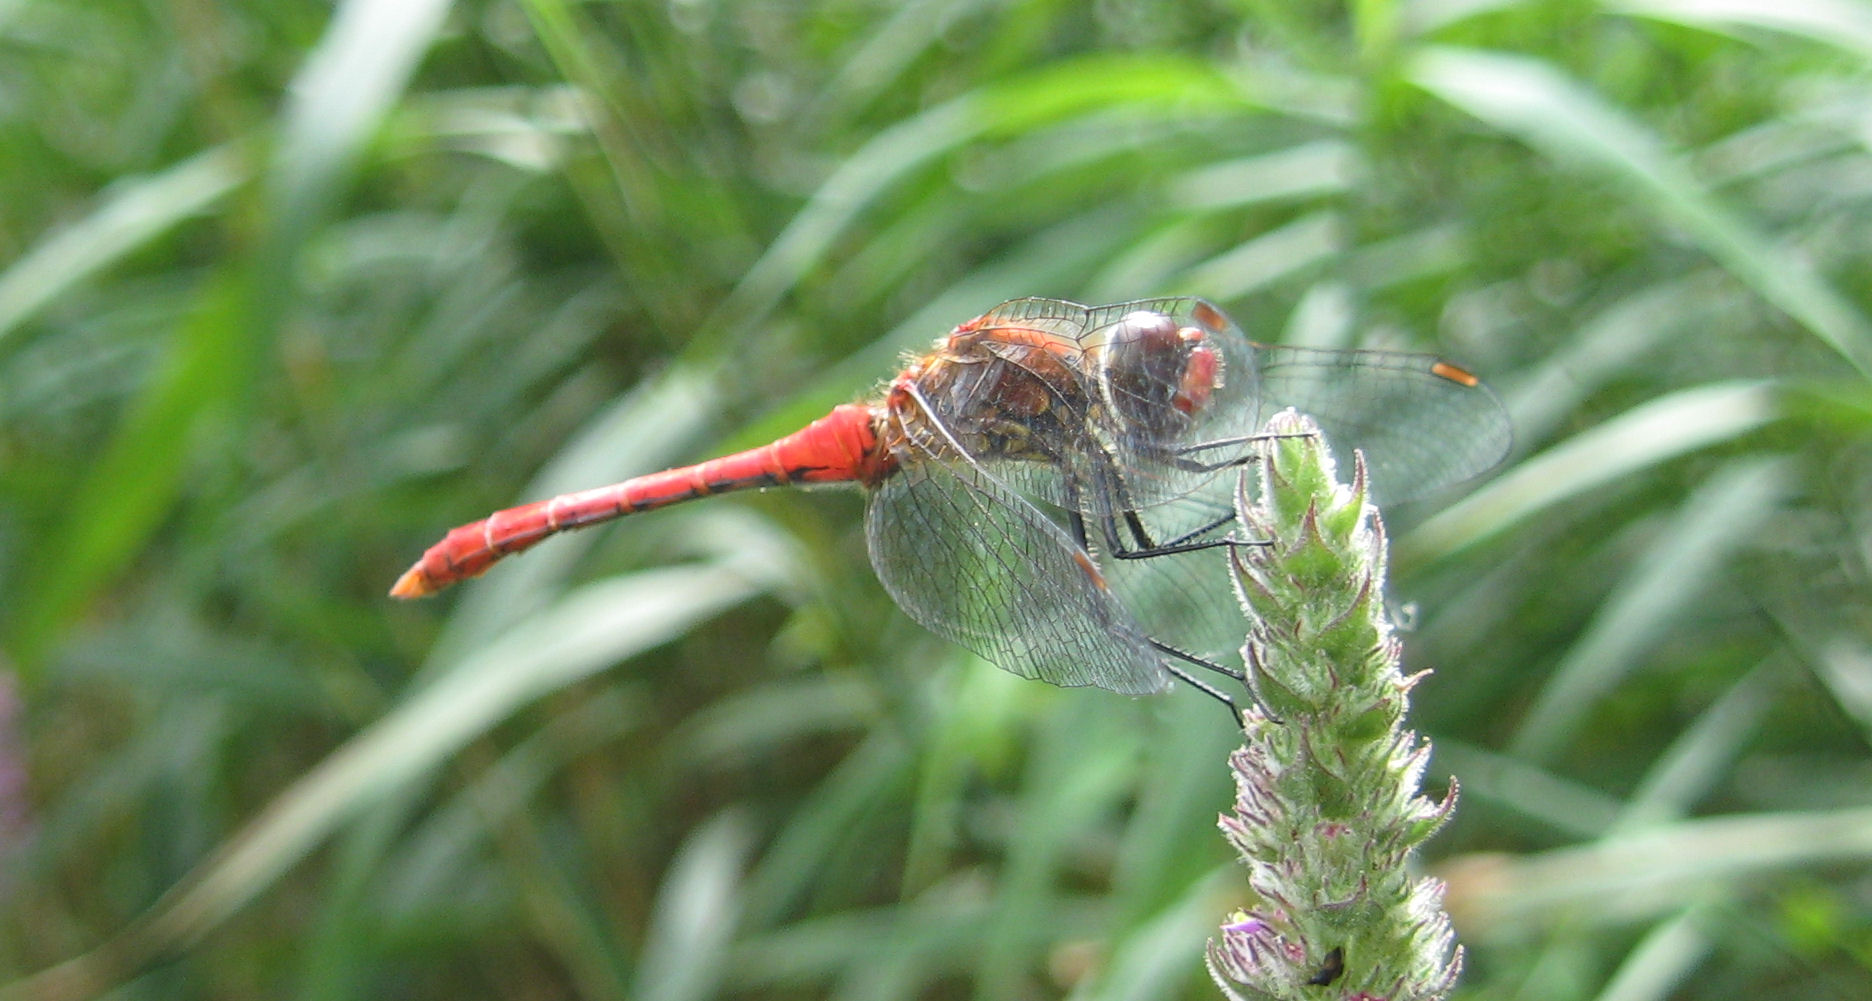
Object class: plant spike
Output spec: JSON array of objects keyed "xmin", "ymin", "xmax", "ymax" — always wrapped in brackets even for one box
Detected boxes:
[{"xmin": 1207, "ymin": 411, "xmax": 1462, "ymax": 1001}]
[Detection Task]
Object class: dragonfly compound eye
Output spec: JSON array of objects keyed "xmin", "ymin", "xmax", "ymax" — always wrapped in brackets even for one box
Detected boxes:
[{"xmin": 1099, "ymin": 310, "xmax": 1214, "ymax": 436}]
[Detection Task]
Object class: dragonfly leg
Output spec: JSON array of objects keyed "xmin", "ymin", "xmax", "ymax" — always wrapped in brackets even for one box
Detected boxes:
[
  {"xmin": 1162, "ymin": 663, "xmax": 1242, "ymax": 723},
  {"xmin": 1125, "ymin": 436, "xmax": 1255, "ymax": 476},
  {"xmin": 1068, "ymin": 495, "xmax": 1236, "ymax": 559},
  {"xmin": 1161, "ymin": 450, "xmax": 1255, "ymax": 475},
  {"xmin": 1118, "ymin": 431, "xmax": 1320, "ymax": 554},
  {"xmin": 1095, "ymin": 431, "xmax": 1322, "ymax": 554},
  {"xmin": 1149, "ymin": 639, "xmax": 1250, "ymax": 724},
  {"xmin": 1174, "ymin": 429, "xmax": 1316, "ymax": 457},
  {"xmin": 1091, "ymin": 507, "xmax": 1269, "ymax": 561},
  {"xmin": 1062, "ymin": 456, "xmax": 1266, "ymax": 561},
  {"xmin": 1161, "ymin": 428, "xmax": 1319, "ymax": 474},
  {"xmin": 1148, "ymin": 637, "xmax": 1243, "ymax": 681},
  {"xmin": 1152, "ymin": 638, "xmax": 1289, "ymax": 725},
  {"xmin": 1152, "ymin": 511, "xmax": 1258, "ymax": 550}
]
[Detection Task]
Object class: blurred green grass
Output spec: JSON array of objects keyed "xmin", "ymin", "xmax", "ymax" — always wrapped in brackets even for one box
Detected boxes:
[{"xmin": 3, "ymin": 0, "xmax": 1872, "ymax": 998}]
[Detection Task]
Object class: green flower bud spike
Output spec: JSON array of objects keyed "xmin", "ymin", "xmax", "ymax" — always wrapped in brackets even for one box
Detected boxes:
[{"xmin": 1206, "ymin": 411, "xmax": 1461, "ymax": 1001}]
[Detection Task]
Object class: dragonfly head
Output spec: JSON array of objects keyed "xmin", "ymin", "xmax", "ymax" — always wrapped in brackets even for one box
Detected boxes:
[{"xmin": 1097, "ymin": 309, "xmax": 1224, "ymax": 437}]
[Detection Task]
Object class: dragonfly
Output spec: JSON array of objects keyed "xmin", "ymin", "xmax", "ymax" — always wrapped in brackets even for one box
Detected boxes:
[{"xmin": 393, "ymin": 297, "xmax": 1510, "ymax": 704}]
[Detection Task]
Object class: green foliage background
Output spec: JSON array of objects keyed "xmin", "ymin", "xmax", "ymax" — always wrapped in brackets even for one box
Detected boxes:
[{"xmin": 3, "ymin": 0, "xmax": 1871, "ymax": 998}]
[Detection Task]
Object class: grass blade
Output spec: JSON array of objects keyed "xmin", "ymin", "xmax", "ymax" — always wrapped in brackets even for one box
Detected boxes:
[
  {"xmin": 1442, "ymin": 807, "xmax": 1872, "ymax": 937},
  {"xmin": 0, "ymin": 146, "xmax": 243, "ymax": 347},
  {"xmin": 269, "ymin": 0, "xmax": 453, "ymax": 233},
  {"xmin": 1614, "ymin": 0, "xmax": 1872, "ymax": 60},
  {"xmin": 2, "ymin": 564, "xmax": 763, "ymax": 1001},
  {"xmin": 631, "ymin": 811, "xmax": 756, "ymax": 1001},
  {"xmin": 1402, "ymin": 381, "xmax": 1779, "ymax": 560},
  {"xmin": 1410, "ymin": 46, "xmax": 1872, "ymax": 379},
  {"xmin": 1510, "ymin": 458, "xmax": 1790, "ymax": 761}
]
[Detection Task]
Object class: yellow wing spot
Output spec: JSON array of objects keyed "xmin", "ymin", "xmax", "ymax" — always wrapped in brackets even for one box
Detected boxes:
[
  {"xmin": 1191, "ymin": 299, "xmax": 1227, "ymax": 332},
  {"xmin": 1430, "ymin": 360, "xmax": 1481, "ymax": 387}
]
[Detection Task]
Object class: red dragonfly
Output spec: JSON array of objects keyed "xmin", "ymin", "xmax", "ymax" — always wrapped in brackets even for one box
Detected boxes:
[{"xmin": 393, "ymin": 297, "xmax": 1509, "ymax": 701}]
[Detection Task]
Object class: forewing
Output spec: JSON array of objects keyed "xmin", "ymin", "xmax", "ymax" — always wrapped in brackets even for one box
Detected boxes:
[
  {"xmin": 1080, "ymin": 297, "xmax": 1211, "ymax": 336},
  {"xmin": 1247, "ymin": 344, "xmax": 1512, "ymax": 504},
  {"xmin": 972, "ymin": 296, "xmax": 1094, "ymax": 336},
  {"xmin": 864, "ymin": 457, "xmax": 1170, "ymax": 696}
]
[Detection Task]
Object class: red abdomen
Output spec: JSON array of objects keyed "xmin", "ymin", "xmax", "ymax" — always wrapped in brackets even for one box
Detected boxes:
[{"xmin": 391, "ymin": 403, "xmax": 884, "ymax": 597}]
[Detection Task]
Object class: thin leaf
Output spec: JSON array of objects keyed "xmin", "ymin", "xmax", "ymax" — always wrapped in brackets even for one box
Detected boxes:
[
  {"xmin": 1177, "ymin": 210, "xmax": 1341, "ymax": 300},
  {"xmin": 1072, "ymin": 870, "xmax": 1226, "ymax": 1001},
  {"xmin": 631, "ymin": 811, "xmax": 756, "ymax": 1001},
  {"xmin": 1593, "ymin": 898, "xmax": 1721, "ymax": 1001},
  {"xmin": 1510, "ymin": 458, "xmax": 1790, "ymax": 761},
  {"xmin": 1613, "ymin": 663, "xmax": 1779, "ymax": 833},
  {"xmin": 1442, "ymin": 807, "xmax": 1872, "ymax": 937},
  {"xmin": 1401, "ymin": 381, "xmax": 1779, "ymax": 561},
  {"xmin": 7, "ymin": 273, "xmax": 251, "ymax": 673},
  {"xmin": 1613, "ymin": 0, "xmax": 1872, "ymax": 60},
  {"xmin": 0, "ymin": 146, "xmax": 244, "ymax": 347},
  {"xmin": 1, "ymin": 564, "xmax": 763, "ymax": 1001},
  {"xmin": 1409, "ymin": 46, "xmax": 1872, "ymax": 379},
  {"xmin": 269, "ymin": 0, "xmax": 454, "ymax": 234},
  {"xmin": 702, "ymin": 54, "xmax": 1246, "ymax": 351}
]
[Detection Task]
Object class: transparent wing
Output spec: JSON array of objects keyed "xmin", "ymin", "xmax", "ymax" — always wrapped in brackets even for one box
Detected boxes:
[
  {"xmin": 1080, "ymin": 297, "xmax": 1212, "ymax": 334},
  {"xmin": 1092, "ymin": 519, "xmax": 1247, "ymax": 671},
  {"xmin": 1246, "ymin": 344, "xmax": 1513, "ymax": 504},
  {"xmin": 1083, "ymin": 300, "xmax": 1511, "ymax": 509},
  {"xmin": 970, "ymin": 296, "xmax": 1094, "ymax": 335},
  {"xmin": 955, "ymin": 298, "xmax": 1510, "ymax": 508},
  {"xmin": 864, "ymin": 455, "xmax": 1170, "ymax": 696}
]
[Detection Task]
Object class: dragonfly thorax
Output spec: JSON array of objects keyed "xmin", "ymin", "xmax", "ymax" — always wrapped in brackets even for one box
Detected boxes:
[{"xmin": 883, "ymin": 324, "xmax": 1088, "ymax": 467}]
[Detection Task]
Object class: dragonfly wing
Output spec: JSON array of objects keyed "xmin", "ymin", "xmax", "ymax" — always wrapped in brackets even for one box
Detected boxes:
[
  {"xmin": 865, "ymin": 458, "xmax": 1171, "ymax": 695},
  {"xmin": 1098, "ymin": 528, "xmax": 1247, "ymax": 670},
  {"xmin": 1247, "ymin": 344, "xmax": 1512, "ymax": 504},
  {"xmin": 970, "ymin": 296, "xmax": 1092, "ymax": 333}
]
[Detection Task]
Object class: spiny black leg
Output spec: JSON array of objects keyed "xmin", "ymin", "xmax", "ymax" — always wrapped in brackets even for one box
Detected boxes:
[
  {"xmin": 1153, "ymin": 638, "xmax": 1287, "ymax": 726},
  {"xmin": 1118, "ymin": 509, "xmax": 1249, "ymax": 554},
  {"xmin": 1124, "ymin": 437, "xmax": 1253, "ymax": 476},
  {"xmin": 1148, "ymin": 638, "xmax": 1245, "ymax": 681},
  {"xmin": 1152, "ymin": 428, "xmax": 1316, "ymax": 475},
  {"xmin": 1109, "ymin": 531, "xmax": 1254, "ymax": 560},
  {"xmin": 1100, "ymin": 508, "xmax": 1270, "ymax": 561},
  {"xmin": 1160, "ymin": 451, "xmax": 1256, "ymax": 475},
  {"xmin": 1066, "ymin": 440, "xmax": 1266, "ymax": 563},
  {"xmin": 1122, "ymin": 509, "xmax": 1153, "ymax": 550},
  {"xmin": 1071, "ymin": 449, "xmax": 1267, "ymax": 561},
  {"xmin": 1150, "ymin": 639, "xmax": 1247, "ymax": 724},
  {"xmin": 1155, "ymin": 512, "xmax": 1240, "ymax": 549},
  {"xmin": 1173, "ymin": 429, "xmax": 1316, "ymax": 459}
]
